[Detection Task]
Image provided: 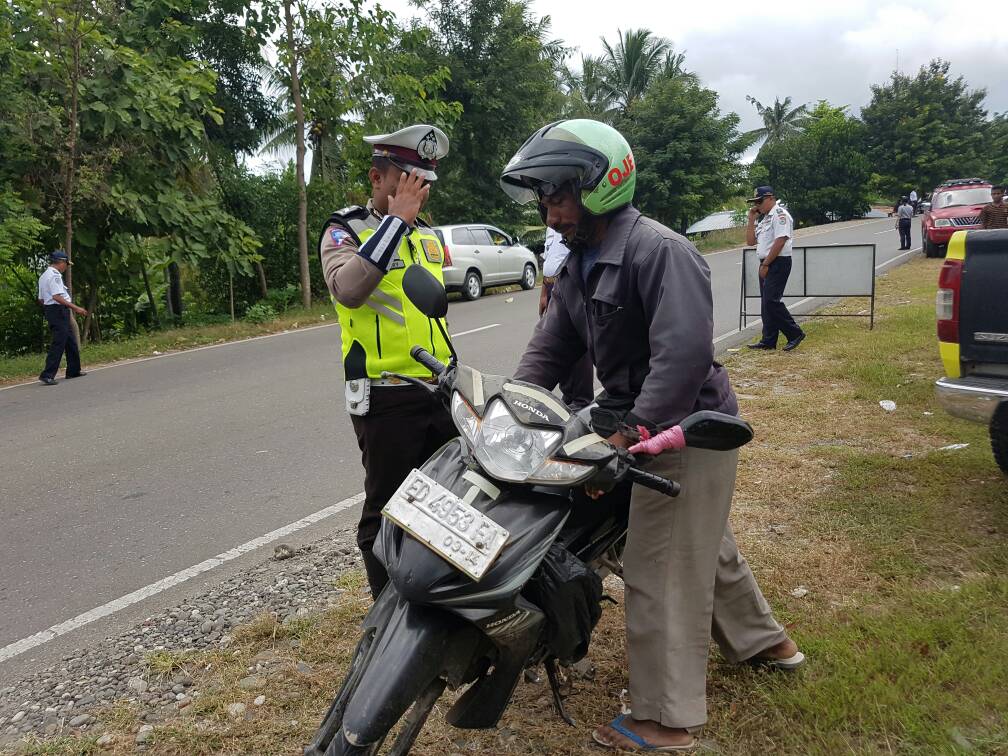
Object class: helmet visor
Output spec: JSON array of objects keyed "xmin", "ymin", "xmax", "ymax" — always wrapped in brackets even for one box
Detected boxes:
[{"xmin": 500, "ymin": 164, "xmax": 585, "ymax": 205}]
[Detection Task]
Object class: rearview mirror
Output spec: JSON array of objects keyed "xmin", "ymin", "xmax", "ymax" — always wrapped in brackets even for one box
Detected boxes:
[
  {"xmin": 678, "ymin": 410, "xmax": 753, "ymax": 451},
  {"xmin": 402, "ymin": 265, "xmax": 449, "ymax": 319}
]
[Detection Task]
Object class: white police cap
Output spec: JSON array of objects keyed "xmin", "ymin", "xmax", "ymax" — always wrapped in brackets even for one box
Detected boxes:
[{"xmin": 363, "ymin": 124, "xmax": 449, "ymax": 181}]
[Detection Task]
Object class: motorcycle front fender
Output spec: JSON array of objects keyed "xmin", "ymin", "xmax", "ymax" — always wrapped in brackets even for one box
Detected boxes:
[{"xmin": 340, "ymin": 596, "xmax": 481, "ymax": 747}]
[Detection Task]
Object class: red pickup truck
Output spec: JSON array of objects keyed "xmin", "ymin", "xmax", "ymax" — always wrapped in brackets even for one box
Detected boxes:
[{"xmin": 922, "ymin": 178, "xmax": 993, "ymax": 258}]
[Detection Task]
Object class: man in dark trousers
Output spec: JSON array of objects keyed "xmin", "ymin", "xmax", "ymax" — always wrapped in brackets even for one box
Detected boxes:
[
  {"xmin": 37, "ymin": 250, "xmax": 88, "ymax": 385},
  {"xmin": 318, "ymin": 124, "xmax": 456, "ymax": 599},
  {"xmin": 745, "ymin": 186, "xmax": 805, "ymax": 351},
  {"xmin": 501, "ymin": 120, "xmax": 803, "ymax": 752},
  {"xmin": 895, "ymin": 197, "xmax": 914, "ymax": 249}
]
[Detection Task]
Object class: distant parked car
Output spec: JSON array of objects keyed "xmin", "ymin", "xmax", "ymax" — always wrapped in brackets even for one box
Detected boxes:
[
  {"xmin": 922, "ymin": 178, "xmax": 992, "ymax": 258},
  {"xmin": 432, "ymin": 224, "xmax": 538, "ymax": 301}
]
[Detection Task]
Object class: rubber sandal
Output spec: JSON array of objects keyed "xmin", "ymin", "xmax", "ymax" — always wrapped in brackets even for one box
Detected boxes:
[
  {"xmin": 747, "ymin": 650, "xmax": 806, "ymax": 671},
  {"xmin": 591, "ymin": 714, "xmax": 698, "ymax": 752}
]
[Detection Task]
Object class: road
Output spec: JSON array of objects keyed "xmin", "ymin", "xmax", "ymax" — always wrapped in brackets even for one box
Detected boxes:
[{"xmin": 0, "ymin": 216, "xmax": 918, "ymax": 685}]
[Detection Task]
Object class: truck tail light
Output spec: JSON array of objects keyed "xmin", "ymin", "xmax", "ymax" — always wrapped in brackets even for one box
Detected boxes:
[
  {"xmin": 442, "ymin": 244, "xmax": 452, "ymax": 268},
  {"xmin": 936, "ymin": 258, "xmax": 962, "ymax": 343}
]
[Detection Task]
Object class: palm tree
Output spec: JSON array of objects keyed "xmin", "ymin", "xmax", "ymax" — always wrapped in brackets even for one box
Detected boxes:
[
  {"xmin": 561, "ymin": 55, "xmax": 618, "ymax": 121},
  {"xmin": 598, "ymin": 28, "xmax": 671, "ymax": 112},
  {"xmin": 742, "ymin": 95, "xmax": 809, "ymax": 147}
]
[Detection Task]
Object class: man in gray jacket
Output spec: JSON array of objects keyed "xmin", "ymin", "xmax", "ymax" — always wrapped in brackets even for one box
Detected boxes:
[{"xmin": 501, "ymin": 119, "xmax": 803, "ymax": 751}]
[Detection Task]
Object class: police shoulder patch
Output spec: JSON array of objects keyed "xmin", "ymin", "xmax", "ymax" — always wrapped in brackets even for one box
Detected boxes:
[
  {"xmin": 421, "ymin": 238, "xmax": 443, "ymax": 264},
  {"xmin": 329, "ymin": 228, "xmax": 351, "ymax": 246}
]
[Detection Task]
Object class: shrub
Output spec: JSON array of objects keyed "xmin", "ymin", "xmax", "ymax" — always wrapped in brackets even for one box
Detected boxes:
[{"xmin": 243, "ymin": 303, "xmax": 277, "ymax": 323}]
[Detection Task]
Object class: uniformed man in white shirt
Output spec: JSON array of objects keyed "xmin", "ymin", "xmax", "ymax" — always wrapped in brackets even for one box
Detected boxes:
[
  {"xmin": 744, "ymin": 186, "xmax": 805, "ymax": 351},
  {"xmin": 37, "ymin": 250, "xmax": 88, "ymax": 385}
]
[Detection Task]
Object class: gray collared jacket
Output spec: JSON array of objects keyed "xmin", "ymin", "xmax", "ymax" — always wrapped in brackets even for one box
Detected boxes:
[{"xmin": 514, "ymin": 206, "xmax": 737, "ymax": 429}]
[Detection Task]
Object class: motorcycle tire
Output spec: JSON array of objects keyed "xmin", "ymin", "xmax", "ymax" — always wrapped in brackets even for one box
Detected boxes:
[
  {"xmin": 992, "ymin": 405, "xmax": 1008, "ymax": 477},
  {"xmin": 305, "ymin": 629, "xmax": 377, "ymax": 756},
  {"xmin": 325, "ymin": 677, "xmax": 447, "ymax": 756}
]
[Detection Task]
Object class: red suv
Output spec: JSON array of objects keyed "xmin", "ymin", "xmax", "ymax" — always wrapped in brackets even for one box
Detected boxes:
[{"xmin": 922, "ymin": 178, "xmax": 993, "ymax": 257}]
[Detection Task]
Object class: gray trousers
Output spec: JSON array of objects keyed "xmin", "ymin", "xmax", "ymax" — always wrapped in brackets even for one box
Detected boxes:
[{"xmin": 623, "ymin": 447, "xmax": 786, "ymax": 728}]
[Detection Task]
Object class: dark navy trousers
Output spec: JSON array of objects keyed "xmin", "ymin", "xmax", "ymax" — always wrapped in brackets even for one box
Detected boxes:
[
  {"xmin": 758, "ymin": 257, "xmax": 803, "ymax": 346},
  {"xmin": 41, "ymin": 305, "xmax": 81, "ymax": 380}
]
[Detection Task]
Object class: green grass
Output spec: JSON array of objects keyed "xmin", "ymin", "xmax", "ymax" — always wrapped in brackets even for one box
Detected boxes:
[
  {"xmin": 692, "ymin": 226, "xmax": 747, "ymax": 254},
  {"xmin": 0, "ymin": 303, "xmax": 334, "ymax": 384}
]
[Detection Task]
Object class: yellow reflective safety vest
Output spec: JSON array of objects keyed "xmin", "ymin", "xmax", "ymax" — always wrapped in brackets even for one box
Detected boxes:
[{"xmin": 326, "ymin": 208, "xmax": 451, "ymax": 381}]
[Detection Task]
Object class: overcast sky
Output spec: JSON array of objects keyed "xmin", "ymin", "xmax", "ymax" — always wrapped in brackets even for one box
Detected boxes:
[
  {"xmin": 390, "ymin": 0, "xmax": 1008, "ymax": 129},
  {"xmin": 254, "ymin": 0, "xmax": 1008, "ymax": 173}
]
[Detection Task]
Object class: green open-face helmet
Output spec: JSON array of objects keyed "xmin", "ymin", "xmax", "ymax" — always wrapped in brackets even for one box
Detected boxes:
[{"xmin": 500, "ymin": 119, "xmax": 636, "ymax": 216}]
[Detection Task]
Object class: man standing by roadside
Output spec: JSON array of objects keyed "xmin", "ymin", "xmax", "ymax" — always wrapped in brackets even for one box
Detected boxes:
[
  {"xmin": 539, "ymin": 226, "xmax": 593, "ymax": 408},
  {"xmin": 317, "ymin": 124, "xmax": 456, "ymax": 600},
  {"xmin": 909, "ymin": 188, "xmax": 919, "ymax": 214},
  {"xmin": 37, "ymin": 250, "xmax": 87, "ymax": 386},
  {"xmin": 501, "ymin": 120, "xmax": 803, "ymax": 753},
  {"xmin": 979, "ymin": 185, "xmax": 1008, "ymax": 230},
  {"xmin": 746, "ymin": 186, "xmax": 805, "ymax": 352},
  {"xmin": 896, "ymin": 196, "xmax": 914, "ymax": 250}
]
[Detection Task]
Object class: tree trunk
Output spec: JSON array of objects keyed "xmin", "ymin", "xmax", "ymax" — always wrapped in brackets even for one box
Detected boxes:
[
  {"xmin": 140, "ymin": 261, "xmax": 160, "ymax": 327},
  {"xmin": 228, "ymin": 270, "xmax": 235, "ymax": 322},
  {"xmin": 82, "ymin": 286, "xmax": 99, "ymax": 345},
  {"xmin": 283, "ymin": 0, "xmax": 311, "ymax": 309},
  {"xmin": 256, "ymin": 260, "xmax": 268, "ymax": 297},
  {"xmin": 167, "ymin": 262, "xmax": 183, "ymax": 320},
  {"xmin": 62, "ymin": 28, "xmax": 83, "ymax": 294}
]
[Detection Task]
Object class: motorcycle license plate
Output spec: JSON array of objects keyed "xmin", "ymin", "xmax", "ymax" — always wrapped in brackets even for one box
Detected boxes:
[{"xmin": 382, "ymin": 469, "xmax": 509, "ymax": 581}]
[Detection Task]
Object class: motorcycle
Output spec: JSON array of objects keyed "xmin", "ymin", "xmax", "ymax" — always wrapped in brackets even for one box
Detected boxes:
[{"xmin": 305, "ymin": 266, "xmax": 754, "ymax": 755}]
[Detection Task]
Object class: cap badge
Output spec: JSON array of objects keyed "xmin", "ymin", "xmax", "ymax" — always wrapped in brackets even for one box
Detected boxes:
[{"xmin": 417, "ymin": 129, "xmax": 438, "ymax": 160}]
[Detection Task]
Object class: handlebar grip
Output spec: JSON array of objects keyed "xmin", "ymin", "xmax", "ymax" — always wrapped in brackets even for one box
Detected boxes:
[
  {"xmin": 409, "ymin": 346, "xmax": 446, "ymax": 376},
  {"xmin": 627, "ymin": 467, "xmax": 681, "ymax": 497}
]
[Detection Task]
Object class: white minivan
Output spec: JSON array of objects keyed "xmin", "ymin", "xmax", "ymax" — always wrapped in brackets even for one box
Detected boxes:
[{"xmin": 432, "ymin": 224, "xmax": 538, "ymax": 301}]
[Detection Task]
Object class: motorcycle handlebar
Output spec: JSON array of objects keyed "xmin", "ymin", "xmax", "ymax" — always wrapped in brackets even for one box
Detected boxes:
[
  {"xmin": 626, "ymin": 467, "xmax": 681, "ymax": 497},
  {"xmin": 410, "ymin": 346, "xmax": 447, "ymax": 376}
]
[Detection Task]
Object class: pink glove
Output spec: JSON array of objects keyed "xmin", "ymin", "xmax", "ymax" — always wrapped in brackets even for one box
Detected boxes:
[{"xmin": 628, "ymin": 425, "xmax": 685, "ymax": 455}]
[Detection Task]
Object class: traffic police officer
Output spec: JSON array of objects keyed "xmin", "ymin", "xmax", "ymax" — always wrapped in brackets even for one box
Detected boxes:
[
  {"xmin": 745, "ymin": 186, "xmax": 805, "ymax": 351},
  {"xmin": 318, "ymin": 124, "xmax": 456, "ymax": 599},
  {"xmin": 37, "ymin": 250, "xmax": 88, "ymax": 385}
]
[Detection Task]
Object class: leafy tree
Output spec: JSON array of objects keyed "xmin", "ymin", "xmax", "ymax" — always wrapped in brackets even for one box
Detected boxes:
[
  {"xmin": 417, "ymin": 0, "xmax": 566, "ymax": 230},
  {"xmin": 561, "ymin": 55, "xmax": 617, "ymax": 122},
  {"xmin": 753, "ymin": 102, "xmax": 872, "ymax": 226},
  {"xmin": 986, "ymin": 112, "xmax": 1008, "ymax": 185},
  {"xmin": 743, "ymin": 95, "xmax": 808, "ymax": 149},
  {"xmin": 617, "ymin": 74, "xmax": 747, "ymax": 232},
  {"xmin": 861, "ymin": 59, "xmax": 988, "ymax": 198},
  {"xmin": 598, "ymin": 28, "xmax": 671, "ymax": 113}
]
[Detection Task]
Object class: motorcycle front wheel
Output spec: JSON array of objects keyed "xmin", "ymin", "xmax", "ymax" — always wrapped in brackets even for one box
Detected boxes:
[{"xmin": 325, "ymin": 675, "xmax": 448, "ymax": 756}]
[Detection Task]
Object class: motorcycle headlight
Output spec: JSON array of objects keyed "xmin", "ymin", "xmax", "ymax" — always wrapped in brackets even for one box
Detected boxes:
[
  {"xmin": 474, "ymin": 400, "xmax": 561, "ymax": 482},
  {"xmin": 526, "ymin": 458, "xmax": 595, "ymax": 485},
  {"xmin": 933, "ymin": 218, "xmax": 951, "ymax": 227},
  {"xmin": 451, "ymin": 391, "xmax": 480, "ymax": 446}
]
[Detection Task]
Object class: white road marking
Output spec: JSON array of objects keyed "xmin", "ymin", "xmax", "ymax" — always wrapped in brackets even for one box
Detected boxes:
[
  {"xmin": 452, "ymin": 324, "xmax": 500, "ymax": 338},
  {"xmin": 875, "ymin": 248, "xmax": 920, "ymax": 270},
  {"xmin": 0, "ymin": 322, "xmax": 500, "ymax": 393},
  {"xmin": 714, "ymin": 297, "xmax": 816, "ymax": 345},
  {"xmin": 0, "ymin": 492, "xmax": 366, "ymax": 664}
]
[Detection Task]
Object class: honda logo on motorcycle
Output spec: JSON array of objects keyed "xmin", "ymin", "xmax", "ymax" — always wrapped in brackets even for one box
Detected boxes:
[{"xmin": 512, "ymin": 399, "xmax": 549, "ymax": 421}]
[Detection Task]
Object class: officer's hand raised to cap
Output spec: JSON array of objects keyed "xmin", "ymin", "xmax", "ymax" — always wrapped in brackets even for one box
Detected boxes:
[{"xmin": 387, "ymin": 169, "xmax": 430, "ymax": 228}]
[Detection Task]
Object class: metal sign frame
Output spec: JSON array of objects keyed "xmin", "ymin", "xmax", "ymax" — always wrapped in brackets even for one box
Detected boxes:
[{"xmin": 739, "ymin": 244, "xmax": 877, "ymax": 331}]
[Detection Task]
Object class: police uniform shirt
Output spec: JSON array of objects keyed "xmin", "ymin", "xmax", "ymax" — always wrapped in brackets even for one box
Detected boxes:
[
  {"xmin": 38, "ymin": 266, "xmax": 71, "ymax": 305},
  {"xmin": 897, "ymin": 204, "xmax": 914, "ymax": 220},
  {"xmin": 755, "ymin": 202, "xmax": 793, "ymax": 260}
]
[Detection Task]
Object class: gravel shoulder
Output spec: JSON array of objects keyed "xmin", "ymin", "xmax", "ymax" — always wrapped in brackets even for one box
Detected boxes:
[{"xmin": 0, "ymin": 528, "xmax": 363, "ymax": 751}]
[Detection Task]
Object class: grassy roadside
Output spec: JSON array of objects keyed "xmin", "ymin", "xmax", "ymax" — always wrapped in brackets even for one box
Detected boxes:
[{"xmin": 11, "ymin": 257, "xmax": 1008, "ymax": 755}]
